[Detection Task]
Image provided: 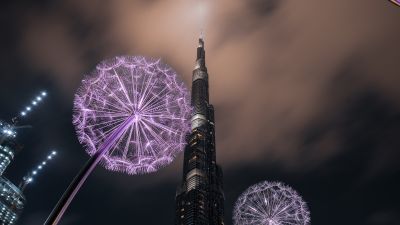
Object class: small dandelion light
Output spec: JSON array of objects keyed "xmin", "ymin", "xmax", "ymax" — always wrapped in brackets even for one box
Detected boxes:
[{"xmin": 233, "ymin": 181, "xmax": 310, "ymax": 225}]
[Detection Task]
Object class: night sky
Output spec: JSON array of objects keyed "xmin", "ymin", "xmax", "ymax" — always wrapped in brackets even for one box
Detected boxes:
[{"xmin": 1, "ymin": 0, "xmax": 400, "ymax": 224}]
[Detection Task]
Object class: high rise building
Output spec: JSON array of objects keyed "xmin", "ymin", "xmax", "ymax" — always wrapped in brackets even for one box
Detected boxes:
[
  {"xmin": 0, "ymin": 121, "xmax": 17, "ymax": 176},
  {"xmin": 0, "ymin": 91, "xmax": 54, "ymax": 225},
  {"xmin": 175, "ymin": 38, "xmax": 225, "ymax": 225},
  {"xmin": 0, "ymin": 121, "xmax": 25, "ymax": 225}
]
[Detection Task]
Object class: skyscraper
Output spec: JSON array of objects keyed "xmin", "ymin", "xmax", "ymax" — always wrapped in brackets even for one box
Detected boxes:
[
  {"xmin": 0, "ymin": 91, "xmax": 54, "ymax": 225},
  {"xmin": 175, "ymin": 38, "xmax": 225, "ymax": 225},
  {"xmin": 0, "ymin": 121, "xmax": 25, "ymax": 225}
]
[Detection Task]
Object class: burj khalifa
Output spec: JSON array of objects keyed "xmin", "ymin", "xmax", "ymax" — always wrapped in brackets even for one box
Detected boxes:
[{"xmin": 175, "ymin": 37, "xmax": 225, "ymax": 225}]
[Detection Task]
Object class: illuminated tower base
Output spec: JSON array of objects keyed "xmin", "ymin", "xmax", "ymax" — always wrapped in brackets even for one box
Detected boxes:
[
  {"xmin": 0, "ymin": 91, "xmax": 51, "ymax": 225},
  {"xmin": 0, "ymin": 177, "xmax": 25, "ymax": 225},
  {"xmin": 0, "ymin": 122, "xmax": 24, "ymax": 225}
]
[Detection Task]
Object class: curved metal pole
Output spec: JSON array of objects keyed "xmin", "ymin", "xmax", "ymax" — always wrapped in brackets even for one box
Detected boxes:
[{"xmin": 44, "ymin": 116, "xmax": 136, "ymax": 225}]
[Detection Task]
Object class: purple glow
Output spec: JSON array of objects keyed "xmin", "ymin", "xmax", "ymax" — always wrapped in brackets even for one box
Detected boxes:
[
  {"xmin": 233, "ymin": 181, "xmax": 310, "ymax": 225},
  {"xmin": 73, "ymin": 56, "xmax": 191, "ymax": 175},
  {"xmin": 45, "ymin": 56, "xmax": 191, "ymax": 225},
  {"xmin": 51, "ymin": 116, "xmax": 138, "ymax": 225},
  {"xmin": 391, "ymin": 0, "xmax": 400, "ymax": 6}
]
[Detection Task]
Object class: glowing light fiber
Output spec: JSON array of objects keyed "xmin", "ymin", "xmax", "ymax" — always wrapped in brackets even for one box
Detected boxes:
[
  {"xmin": 73, "ymin": 56, "xmax": 191, "ymax": 174},
  {"xmin": 45, "ymin": 56, "xmax": 191, "ymax": 225},
  {"xmin": 233, "ymin": 181, "xmax": 310, "ymax": 225}
]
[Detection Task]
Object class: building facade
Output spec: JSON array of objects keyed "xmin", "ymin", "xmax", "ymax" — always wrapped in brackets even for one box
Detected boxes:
[
  {"xmin": 0, "ymin": 122, "xmax": 25, "ymax": 225},
  {"xmin": 175, "ymin": 38, "xmax": 225, "ymax": 225}
]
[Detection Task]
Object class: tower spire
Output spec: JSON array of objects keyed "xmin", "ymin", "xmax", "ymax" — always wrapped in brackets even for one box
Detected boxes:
[
  {"xmin": 195, "ymin": 34, "xmax": 207, "ymax": 72},
  {"xmin": 199, "ymin": 31, "xmax": 204, "ymax": 47},
  {"xmin": 200, "ymin": 29, "xmax": 204, "ymax": 42}
]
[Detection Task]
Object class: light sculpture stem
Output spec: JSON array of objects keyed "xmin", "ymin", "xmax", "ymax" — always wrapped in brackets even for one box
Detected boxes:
[{"xmin": 44, "ymin": 115, "xmax": 136, "ymax": 225}]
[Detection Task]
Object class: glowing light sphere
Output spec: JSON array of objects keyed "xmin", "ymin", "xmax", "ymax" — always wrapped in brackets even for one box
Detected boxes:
[
  {"xmin": 73, "ymin": 56, "xmax": 191, "ymax": 175},
  {"xmin": 233, "ymin": 181, "xmax": 310, "ymax": 225}
]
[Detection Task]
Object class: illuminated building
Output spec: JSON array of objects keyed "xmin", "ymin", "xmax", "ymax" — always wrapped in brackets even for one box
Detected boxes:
[
  {"xmin": 0, "ymin": 121, "xmax": 23, "ymax": 225},
  {"xmin": 0, "ymin": 121, "xmax": 24, "ymax": 225},
  {"xmin": 175, "ymin": 38, "xmax": 225, "ymax": 225},
  {"xmin": 0, "ymin": 177, "xmax": 25, "ymax": 225},
  {"xmin": 0, "ymin": 91, "xmax": 55, "ymax": 225},
  {"xmin": 0, "ymin": 121, "xmax": 17, "ymax": 176}
]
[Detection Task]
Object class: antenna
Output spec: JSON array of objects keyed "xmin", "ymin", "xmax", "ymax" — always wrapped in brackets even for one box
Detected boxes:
[
  {"xmin": 13, "ymin": 91, "xmax": 48, "ymax": 124},
  {"xmin": 19, "ymin": 150, "xmax": 57, "ymax": 192}
]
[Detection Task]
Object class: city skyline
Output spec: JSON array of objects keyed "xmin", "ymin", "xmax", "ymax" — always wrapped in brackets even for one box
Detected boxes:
[{"xmin": 0, "ymin": 0, "xmax": 400, "ymax": 224}]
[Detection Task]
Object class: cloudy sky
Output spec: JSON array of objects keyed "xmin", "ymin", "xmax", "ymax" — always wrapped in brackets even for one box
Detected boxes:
[{"xmin": 1, "ymin": 0, "xmax": 400, "ymax": 224}]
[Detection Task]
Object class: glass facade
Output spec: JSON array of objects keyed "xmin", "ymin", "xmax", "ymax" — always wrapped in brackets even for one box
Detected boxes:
[
  {"xmin": 175, "ymin": 38, "xmax": 225, "ymax": 225},
  {"xmin": 0, "ymin": 177, "xmax": 25, "ymax": 225},
  {"xmin": 0, "ymin": 121, "xmax": 25, "ymax": 225},
  {"xmin": 0, "ymin": 145, "xmax": 14, "ymax": 176}
]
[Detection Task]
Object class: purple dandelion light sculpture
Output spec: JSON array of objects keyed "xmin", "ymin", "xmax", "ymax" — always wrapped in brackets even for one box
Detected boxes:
[
  {"xmin": 233, "ymin": 181, "xmax": 310, "ymax": 225},
  {"xmin": 44, "ymin": 56, "xmax": 191, "ymax": 225},
  {"xmin": 74, "ymin": 56, "xmax": 191, "ymax": 174}
]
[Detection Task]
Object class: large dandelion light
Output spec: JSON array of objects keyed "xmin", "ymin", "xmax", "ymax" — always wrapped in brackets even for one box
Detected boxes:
[
  {"xmin": 73, "ymin": 56, "xmax": 191, "ymax": 174},
  {"xmin": 45, "ymin": 56, "xmax": 191, "ymax": 225},
  {"xmin": 233, "ymin": 181, "xmax": 310, "ymax": 225}
]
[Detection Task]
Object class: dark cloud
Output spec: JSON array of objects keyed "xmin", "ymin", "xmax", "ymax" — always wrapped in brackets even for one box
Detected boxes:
[
  {"xmin": 250, "ymin": 0, "xmax": 281, "ymax": 16},
  {"xmin": 1, "ymin": 0, "xmax": 400, "ymax": 224},
  {"xmin": 367, "ymin": 210, "xmax": 400, "ymax": 225}
]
